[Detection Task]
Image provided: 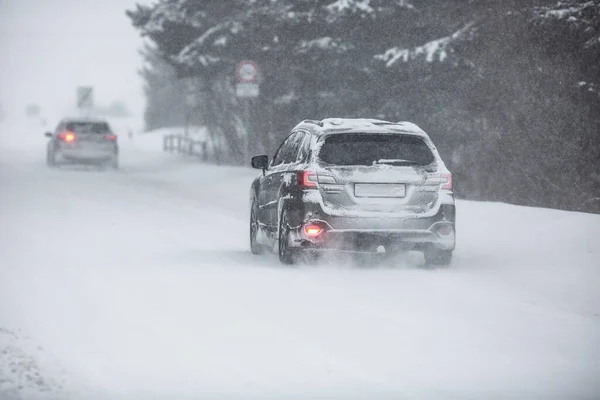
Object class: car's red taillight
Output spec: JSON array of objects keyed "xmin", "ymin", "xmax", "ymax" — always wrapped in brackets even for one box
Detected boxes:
[
  {"xmin": 58, "ymin": 132, "xmax": 76, "ymax": 142},
  {"xmin": 304, "ymin": 224, "xmax": 323, "ymax": 237},
  {"xmin": 437, "ymin": 225, "xmax": 453, "ymax": 235},
  {"xmin": 298, "ymin": 171, "xmax": 318, "ymax": 188},
  {"xmin": 441, "ymin": 173, "xmax": 452, "ymax": 191},
  {"xmin": 104, "ymin": 134, "xmax": 117, "ymax": 141}
]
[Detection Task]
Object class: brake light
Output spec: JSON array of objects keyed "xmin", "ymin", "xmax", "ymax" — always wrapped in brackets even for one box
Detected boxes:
[
  {"xmin": 298, "ymin": 171, "xmax": 318, "ymax": 188},
  {"xmin": 58, "ymin": 132, "xmax": 76, "ymax": 142},
  {"xmin": 441, "ymin": 173, "xmax": 452, "ymax": 190},
  {"xmin": 304, "ymin": 224, "xmax": 323, "ymax": 237},
  {"xmin": 104, "ymin": 134, "xmax": 117, "ymax": 141},
  {"xmin": 437, "ymin": 225, "xmax": 453, "ymax": 235}
]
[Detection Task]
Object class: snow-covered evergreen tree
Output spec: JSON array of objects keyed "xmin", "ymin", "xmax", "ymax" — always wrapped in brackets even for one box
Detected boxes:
[{"xmin": 128, "ymin": 0, "xmax": 600, "ymax": 212}]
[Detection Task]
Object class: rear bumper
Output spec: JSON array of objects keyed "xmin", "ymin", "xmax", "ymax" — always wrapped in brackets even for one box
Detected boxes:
[
  {"xmin": 57, "ymin": 147, "xmax": 117, "ymax": 162},
  {"xmin": 290, "ymin": 203, "xmax": 456, "ymax": 252}
]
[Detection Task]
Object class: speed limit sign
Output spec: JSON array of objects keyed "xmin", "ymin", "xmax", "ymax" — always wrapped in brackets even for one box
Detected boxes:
[{"xmin": 236, "ymin": 60, "xmax": 260, "ymax": 83}]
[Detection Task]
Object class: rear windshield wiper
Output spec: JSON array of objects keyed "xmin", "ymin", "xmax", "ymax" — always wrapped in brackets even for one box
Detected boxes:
[{"xmin": 375, "ymin": 159, "xmax": 421, "ymax": 166}]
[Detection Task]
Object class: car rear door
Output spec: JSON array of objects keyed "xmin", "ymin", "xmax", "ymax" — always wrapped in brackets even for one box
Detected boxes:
[
  {"xmin": 261, "ymin": 133, "xmax": 295, "ymax": 228},
  {"xmin": 50, "ymin": 121, "xmax": 65, "ymax": 150},
  {"xmin": 264, "ymin": 132, "xmax": 306, "ymax": 227},
  {"xmin": 67, "ymin": 121, "xmax": 114, "ymax": 149},
  {"xmin": 315, "ymin": 133, "xmax": 442, "ymax": 215}
]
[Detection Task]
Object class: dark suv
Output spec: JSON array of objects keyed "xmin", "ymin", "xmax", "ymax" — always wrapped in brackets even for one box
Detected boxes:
[
  {"xmin": 45, "ymin": 118, "xmax": 119, "ymax": 169},
  {"xmin": 249, "ymin": 118, "xmax": 456, "ymax": 266}
]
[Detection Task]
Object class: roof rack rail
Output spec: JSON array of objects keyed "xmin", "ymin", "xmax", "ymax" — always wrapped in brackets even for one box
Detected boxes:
[
  {"xmin": 369, "ymin": 120, "xmax": 395, "ymax": 125},
  {"xmin": 301, "ymin": 119, "xmax": 324, "ymax": 127}
]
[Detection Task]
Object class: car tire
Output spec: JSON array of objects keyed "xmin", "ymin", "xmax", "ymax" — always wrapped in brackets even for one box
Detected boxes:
[
  {"xmin": 278, "ymin": 210, "xmax": 297, "ymax": 265},
  {"xmin": 304, "ymin": 251, "xmax": 322, "ymax": 265},
  {"xmin": 423, "ymin": 248, "xmax": 453, "ymax": 266},
  {"xmin": 383, "ymin": 246, "xmax": 408, "ymax": 259},
  {"xmin": 250, "ymin": 203, "xmax": 263, "ymax": 255},
  {"xmin": 110, "ymin": 157, "xmax": 119, "ymax": 170},
  {"xmin": 46, "ymin": 150, "xmax": 57, "ymax": 167}
]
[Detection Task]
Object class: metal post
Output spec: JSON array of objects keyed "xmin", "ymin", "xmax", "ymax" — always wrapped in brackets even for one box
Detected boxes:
[
  {"xmin": 244, "ymin": 98, "xmax": 251, "ymax": 161},
  {"xmin": 184, "ymin": 109, "xmax": 190, "ymax": 138}
]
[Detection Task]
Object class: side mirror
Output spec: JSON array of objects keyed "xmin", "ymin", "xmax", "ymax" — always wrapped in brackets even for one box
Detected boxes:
[
  {"xmin": 44, "ymin": 132, "xmax": 53, "ymax": 138},
  {"xmin": 251, "ymin": 155, "xmax": 269, "ymax": 170}
]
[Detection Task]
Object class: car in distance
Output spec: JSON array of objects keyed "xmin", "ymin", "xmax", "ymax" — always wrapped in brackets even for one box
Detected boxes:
[
  {"xmin": 249, "ymin": 118, "xmax": 456, "ymax": 266},
  {"xmin": 45, "ymin": 117, "xmax": 119, "ymax": 169}
]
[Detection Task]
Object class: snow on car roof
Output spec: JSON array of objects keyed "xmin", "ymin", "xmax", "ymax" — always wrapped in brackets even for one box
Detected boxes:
[
  {"xmin": 59, "ymin": 116, "xmax": 110, "ymax": 124},
  {"xmin": 294, "ymin": 118, "xmax": 428, "ymax": 137}
]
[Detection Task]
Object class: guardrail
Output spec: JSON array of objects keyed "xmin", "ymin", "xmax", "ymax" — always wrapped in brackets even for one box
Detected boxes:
[{"xmin": 163, "ymin": 134, "xmax": 208, "ymax": 161}]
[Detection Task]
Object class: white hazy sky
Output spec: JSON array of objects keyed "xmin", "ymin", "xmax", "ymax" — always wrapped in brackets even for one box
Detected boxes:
[{"xmin": 0, "ymin": 0, "xmax": 153, "ymax": 126}]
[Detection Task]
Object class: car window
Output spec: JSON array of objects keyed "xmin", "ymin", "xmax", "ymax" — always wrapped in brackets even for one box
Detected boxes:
[
  {"xmin": 281, "ymin": 132, "xmax": 301, "ymax": 164},
  {"xmin": 54, "ymin": 122, "xmax": 64, "ymax": 135},
  {"xmin": 272, "ymin": 133, "xmax": 297, "ymax": 166},
  {"xmin": 296, "ymin": 132, "xmax": 311, "ymax": 163},
  {"xmin": 65, "ymin": 121, "xmax": 111, "ymax": 134},
  {"xmin": 285, "ymin": 132, "xmax": 306, "ymax": 164},
  {"xmin": 318, "ymin": 133, "xmax": 435, "ymax": 166}
]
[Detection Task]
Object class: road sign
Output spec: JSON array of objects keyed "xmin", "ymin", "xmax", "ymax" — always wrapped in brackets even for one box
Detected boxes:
[
  {"xmin": 77, "ymin": 86, "xmax": 94, "ymax": 109},
  {"xmin": 236, "ymin": 61, "xmax": 259, "ymax": 83},
  {"xmin": 236, "ymin": 83, "xmax": 259, "ymax": 98}
]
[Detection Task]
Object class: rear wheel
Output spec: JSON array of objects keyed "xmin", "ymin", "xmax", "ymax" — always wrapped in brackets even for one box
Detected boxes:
[
  {"xmin": 250, "ymin": 204, "xmax": 263, "ymax": 255},
  {"xmin": 46, "ymin": 150, "xmax": 57, "ymax": 167},
  {"xmin": 384, "ymin": 246, "xmax": 408, "ymax": 259},
  {"xmin": 424, "ymin": 248, "xmax": 453, "ymax": 266},
  {"xmin": 304, "ymin": 251, "xmax": 322, "ymax": 265},
  {"xmin": 278, "ymin": 211, "xmax": 297, "ymax": 265},
  {"xmin": 110, "ymin": 156, "xmax": 119, "ymax": 170}
]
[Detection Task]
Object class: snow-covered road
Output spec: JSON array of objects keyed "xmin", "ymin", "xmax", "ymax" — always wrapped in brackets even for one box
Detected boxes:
[{"xmin": 1, "ymin": 122, "xmax": 599, "ymax": 399}]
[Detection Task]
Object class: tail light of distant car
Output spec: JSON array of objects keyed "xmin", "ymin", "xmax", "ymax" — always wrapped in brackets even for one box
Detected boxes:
[
  {"xmin": 298, "ymin": 171, "xmax": 318, "ymax": 189},
  {"xmin": 104, "ymin": 134, "xmax": 117, "ymax": 141},
  {"xmin": 58, "ymin": 132, "xmax": 76, "ymax": 143}
]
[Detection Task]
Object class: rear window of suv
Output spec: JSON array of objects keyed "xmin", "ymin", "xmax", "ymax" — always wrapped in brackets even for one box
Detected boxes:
[
  {"xmin": 318, "ymin": 133, "xmax": 435, "ymax": 166},
  {"xmin": 66, "ymin": 121, "xmax": 111, "ymax": 134}
]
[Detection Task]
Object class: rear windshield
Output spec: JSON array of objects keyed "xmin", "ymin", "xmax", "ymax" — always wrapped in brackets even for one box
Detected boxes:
[
  {"xmin": 318, "ymin": 133, "xmax": 435, "ymax": 166},
  {"xmin": 66, "ymin": 121, "xmax": 111, "ymax": 134}
]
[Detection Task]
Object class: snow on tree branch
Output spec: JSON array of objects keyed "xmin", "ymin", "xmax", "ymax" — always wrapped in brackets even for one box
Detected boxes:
[
  {"xmin": 532, "ymin": 0, "xmax": 598, "ymax": 21},
  {"xmin": 326, "ymin": 0, "xmax": 373, "ymax": 13},
  {"xmin": 325, "ymin": 0, "xmax": 414, "ymax": 21},
  {"xmin": 174, "ymin": 21, "xmax": 241, "ymax": 68},
  {"xmin": 326, "ymin": 0, "xmax": 413, "ymax": 13},
  {"xmin": 375, "ymin": 22, "xmax": 475, "ymax": 67},
  {"xmin": 531, "ymin": 0, "xmax": 600, "ymax": 50},
  {"xmin": 296, "ymin": 36, "xmax": 355, "ymax": 54},
  {"xmin": 577, "ymin": 81, "xmax": 600, "ymax": 97},
  {"xmin": 143, "ymin": 1, "xmax": 205, "ymax": 34}
]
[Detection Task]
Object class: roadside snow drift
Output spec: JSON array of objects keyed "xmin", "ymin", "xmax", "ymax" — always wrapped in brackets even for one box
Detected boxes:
[{"xmin": 1, "ymin": 121, "xmax": 599, "ymax": 399}]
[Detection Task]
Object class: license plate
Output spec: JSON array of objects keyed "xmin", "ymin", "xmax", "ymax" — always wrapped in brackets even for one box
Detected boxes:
[{"xmin": 354, "ymin": 183, "xmax": 406, "ymax": 198}]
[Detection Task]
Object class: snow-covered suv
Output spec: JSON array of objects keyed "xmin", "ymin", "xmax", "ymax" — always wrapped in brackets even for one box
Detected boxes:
[{"xmin": 249, "ymin": 118, "xmax": 456, "ymax": 266}]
